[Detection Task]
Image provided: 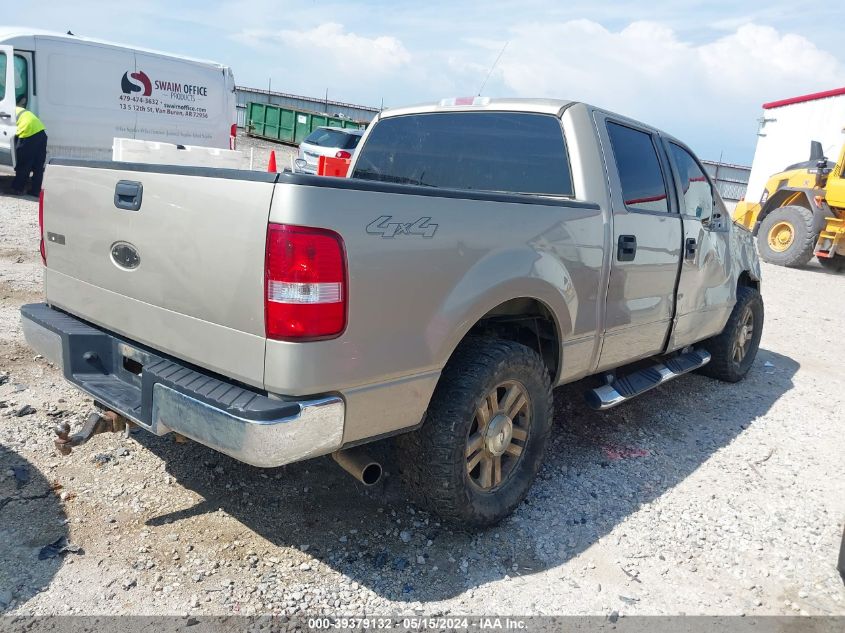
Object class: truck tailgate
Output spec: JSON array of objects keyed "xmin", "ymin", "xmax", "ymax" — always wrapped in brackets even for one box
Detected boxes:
[{"xmin": 41, "ymin": 161, "xmax": 276, "ymax": 388}]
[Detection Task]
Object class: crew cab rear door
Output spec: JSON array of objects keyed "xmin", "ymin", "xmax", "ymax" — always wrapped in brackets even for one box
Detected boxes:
[
  {"xmin": 662, "ymin": 140, "xmax": 733, "ymax": 349},
  {"xmin": 594, "ymin": 113, "xmax": 683, "ymax": 370}
]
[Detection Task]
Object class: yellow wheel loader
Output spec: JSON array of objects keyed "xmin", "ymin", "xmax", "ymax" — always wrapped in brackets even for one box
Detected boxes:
[{"xmin": 733, "ymin": 140, "xmax": 845, "ymax": 271}]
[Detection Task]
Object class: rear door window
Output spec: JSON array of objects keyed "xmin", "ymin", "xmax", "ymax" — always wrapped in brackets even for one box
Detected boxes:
[
  {"xmin": 606, "ymin": 121, "xmax": 669, "ymax": 213},
  {"xmin": 304, "ymin": 128, "xmax": 351, "ymax": 148},
  {"xmin": 343, "ymin": 134, "xmax": 362, "ymax": 150},
  {"xmin": 352, "ymin": 111, "xmax": 573, "ymax": 196}
]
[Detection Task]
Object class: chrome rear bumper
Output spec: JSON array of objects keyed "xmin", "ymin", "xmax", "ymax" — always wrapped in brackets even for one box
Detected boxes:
[
  {"xmin": 150, "ymin": 384, "xmax": 344, "ymax": 467},
  {"xmin": 20, "ymin": 303, "xmax": 345, "ymax": 467}
]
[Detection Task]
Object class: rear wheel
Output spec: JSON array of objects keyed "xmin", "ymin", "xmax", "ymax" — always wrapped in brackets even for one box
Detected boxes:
[
  {"xmin": 818, "ymin": 254, "xmax": 845, "ymax": 272},
  {"xmin": 396, "ymin": 338, "xmax": 553, "ymax": 527},
  {"xmin": 699, "ymin": 286, "xmax": 764, "ymax": 382},
  {"xmin": 757, "ymin": 205, "xmax": 817, "ymax": 268}
]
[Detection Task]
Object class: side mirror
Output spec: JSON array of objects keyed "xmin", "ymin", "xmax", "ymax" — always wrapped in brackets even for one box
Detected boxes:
[{"xmin": 809, "ymin": 140, "xmax": 825, "ymax": 162}]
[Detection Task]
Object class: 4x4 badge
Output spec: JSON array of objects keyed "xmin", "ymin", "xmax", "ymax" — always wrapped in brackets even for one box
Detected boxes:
[{"xmin": 366, "ymin": 216, "xmax": 438, "ymax": 239}]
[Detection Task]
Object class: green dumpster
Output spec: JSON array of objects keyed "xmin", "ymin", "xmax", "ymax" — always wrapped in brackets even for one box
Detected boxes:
[{"xmin": 247, "ymin": 101, "xmax": 366, "ymax": 145}]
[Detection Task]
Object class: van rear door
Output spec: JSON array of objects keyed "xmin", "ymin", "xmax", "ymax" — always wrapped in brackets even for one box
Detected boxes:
[{"xmin": 0, "ymin": 45, "xmax": 17, "ymax": 166}]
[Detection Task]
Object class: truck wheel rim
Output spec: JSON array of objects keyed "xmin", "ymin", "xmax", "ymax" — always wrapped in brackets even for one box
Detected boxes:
[
  {"xmin": 768, "ymin": 221, "xmax": 795, "ymax": 252},
  {"xmin": 732, "ymin": 307, "xmax": 754, "ymax": 363},
  {"xmin": 465, "ymin": 380, "xmax": 530, "ymax": 491}
]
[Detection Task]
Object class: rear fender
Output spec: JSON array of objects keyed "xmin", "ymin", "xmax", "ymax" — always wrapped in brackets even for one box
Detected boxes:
[{"xmin": 432, "ymin": 248, "xmax": 574, "ymax": 384}]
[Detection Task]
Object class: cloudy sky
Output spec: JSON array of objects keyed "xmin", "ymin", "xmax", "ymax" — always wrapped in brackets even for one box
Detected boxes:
[{"xmin": 7, "ymin": 0, "xmax": 845, "ymax": 163}]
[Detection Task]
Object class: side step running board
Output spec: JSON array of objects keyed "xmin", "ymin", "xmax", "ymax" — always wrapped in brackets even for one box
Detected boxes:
[{"xmin": 585, "ymin": 349, "xmax": 711, "ymax": 410}]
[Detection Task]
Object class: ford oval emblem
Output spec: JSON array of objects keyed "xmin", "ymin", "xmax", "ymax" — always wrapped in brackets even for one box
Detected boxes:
[{"xmin": 111, "ymin": 242, "xmax": 141, "ymax": 270}]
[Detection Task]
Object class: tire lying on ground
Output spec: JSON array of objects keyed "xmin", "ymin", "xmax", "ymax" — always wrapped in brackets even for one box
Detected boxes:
[
  {"xmin": 818, "ymin": 254, "xmax": 845, "ymax": 273},
  {"xmin": 396, "ymin": 337, "xmax": 553, "ymax": 528},
  {"xmin": 699, "ymin": 285, "xmax": 764, "ymax": 383},
  {"xmin": 757, "ymin": 205, "xmax": 817, "ymax": 268}
]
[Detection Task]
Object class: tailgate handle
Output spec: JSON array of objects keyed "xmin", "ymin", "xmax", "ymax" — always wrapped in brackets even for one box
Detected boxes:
[{"xmin": 114, "ymin": 180, "xmax": 143, "ymax": 211}]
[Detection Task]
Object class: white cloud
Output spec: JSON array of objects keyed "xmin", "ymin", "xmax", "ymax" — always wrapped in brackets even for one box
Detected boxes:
[
  {"xmin": 486, "ymin": 20, "xmax": 845, "ymax": 161},
  {"xmin": 234, "ymin": 22, "xmax": 411, "ymax": 75}
]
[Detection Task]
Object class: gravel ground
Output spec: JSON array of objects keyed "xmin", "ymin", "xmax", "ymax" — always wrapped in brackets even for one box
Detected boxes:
[{"xmin": 0, "ymin": 175, "xmax": 843, "ymax": 617}]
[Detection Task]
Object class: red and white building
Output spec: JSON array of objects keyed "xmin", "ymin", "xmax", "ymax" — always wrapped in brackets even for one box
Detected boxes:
[{"xmin": 745, "ymin": 87, "xmax": 845, "ymax": 205}]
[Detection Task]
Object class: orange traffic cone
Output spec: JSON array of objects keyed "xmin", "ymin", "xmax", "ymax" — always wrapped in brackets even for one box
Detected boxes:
[{"xmin": 267, "ymin": 150, "xmax": 277, "ymax": 172}]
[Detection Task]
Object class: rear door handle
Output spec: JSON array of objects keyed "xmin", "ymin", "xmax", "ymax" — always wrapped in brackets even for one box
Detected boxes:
[
  {"xmin": 114, "ymin": 180, "xmax": 143, "ymax": 211},
  {"xmin": 685, "ymin": 237, "xmax": 697, "ymax": 260},
  {"xmin": 617, "ymin": 235, "xmax": 637, "ymax": 261}
]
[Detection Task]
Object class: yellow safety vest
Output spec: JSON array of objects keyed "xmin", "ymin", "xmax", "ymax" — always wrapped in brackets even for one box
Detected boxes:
[{"xmin": 15, "ymin": 106, "xmax": 46, "ymax": 139}]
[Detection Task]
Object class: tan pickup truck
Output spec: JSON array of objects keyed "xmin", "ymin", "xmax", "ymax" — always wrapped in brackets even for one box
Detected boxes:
[{"xmin": 21, "ymin": 98, "xmax": 763, "ymax": 526}]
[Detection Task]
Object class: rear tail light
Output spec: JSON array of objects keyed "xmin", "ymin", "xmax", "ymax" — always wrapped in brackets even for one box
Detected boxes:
[
  {"xmin": 265, "ymin": 224, "xmax": 347, "ymax": 340},
  {"xmin": 335, "ymin": 150, "xmax": 352, "ymax": 159},
  {"xmin": 38, "ymin": 190, "xmax": 46, "ymax": 265},
  {"xmin": 229, "ymin": 123, "xmax": 237, "ymax": 150}
]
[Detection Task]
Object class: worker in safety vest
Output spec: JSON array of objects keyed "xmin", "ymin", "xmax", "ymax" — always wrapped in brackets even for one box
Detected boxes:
[{"xmin": 9, "ymin": 96, "xmax": 48, "ymax": 196}]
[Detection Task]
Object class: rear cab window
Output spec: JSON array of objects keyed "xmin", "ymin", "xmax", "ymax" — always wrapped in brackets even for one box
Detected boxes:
[
  {"xmin": 606, "ymin": 121, "xmax": 670, "ymax": 213},
  {"xmin": 352, "ymin": 111, "xmax": 574, "ymax": 196}
]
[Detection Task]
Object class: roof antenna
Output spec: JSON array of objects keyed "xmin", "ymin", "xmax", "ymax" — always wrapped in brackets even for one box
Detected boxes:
[
  {"xmin": 477, "ymin": 41, "xmax": 508, "ymax": 96},
  {"xmin": 67, "ymin": 30, "xmax": 75, "ymax": 36}
]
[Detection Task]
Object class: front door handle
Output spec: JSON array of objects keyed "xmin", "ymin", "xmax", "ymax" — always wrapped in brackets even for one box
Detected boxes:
[
  {"xmin": 685, "ymin": 237, "xmax": 697, "ymax": 260},
  {"xmin": 617, "ymin": 235, "xmax": 637, "ymax": 261}
]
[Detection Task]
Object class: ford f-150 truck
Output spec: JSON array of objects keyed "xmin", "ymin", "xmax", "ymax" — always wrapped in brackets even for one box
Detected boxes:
[{"xmin": 21, "ymin": 97, "xmax": 763, "ymax": 527}]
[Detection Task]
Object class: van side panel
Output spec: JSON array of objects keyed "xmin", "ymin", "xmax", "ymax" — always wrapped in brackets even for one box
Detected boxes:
[
  {"xmin": 135, "ymin": 51, "xmax": 232, "ymax": 149},
  {"xmin": 32, "ymin": 36, "xmax": 232, "ymax": 160},
  {"xmin": 35, "ymin": 37, "xmax": 136, "ymax": 160}
]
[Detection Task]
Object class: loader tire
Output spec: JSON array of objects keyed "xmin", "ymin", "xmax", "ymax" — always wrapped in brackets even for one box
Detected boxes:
[
  {"xmin": 818, "ymin": 254, "xmax": 845, "ymax": 273},
  {"xmin": 396, "ymin": 338, "xmax": 553, "ymax": 528},
  {"xmin": 757, "ymin": 205, "xmax": 817, "ymax": 268},
  {"xmin": 699, "ymin": 286, "xmax": 764, "ymax": 383}
]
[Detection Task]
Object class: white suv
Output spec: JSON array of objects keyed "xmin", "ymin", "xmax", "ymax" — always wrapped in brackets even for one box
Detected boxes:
[{"xmin": 296, "ymin": 127, "xmax": 364, "ymax": 174}]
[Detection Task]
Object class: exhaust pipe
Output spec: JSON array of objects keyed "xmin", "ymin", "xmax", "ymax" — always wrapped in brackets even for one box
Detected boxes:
[{"xmin": 332, "ymin": 447, "xmax": 383, "ymax": 486}]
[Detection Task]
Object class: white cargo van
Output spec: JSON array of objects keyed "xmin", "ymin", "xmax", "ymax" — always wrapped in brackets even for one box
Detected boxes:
[{"xmin": 0, "ymin": 28, "xmax": 236, "ymax": 167}]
